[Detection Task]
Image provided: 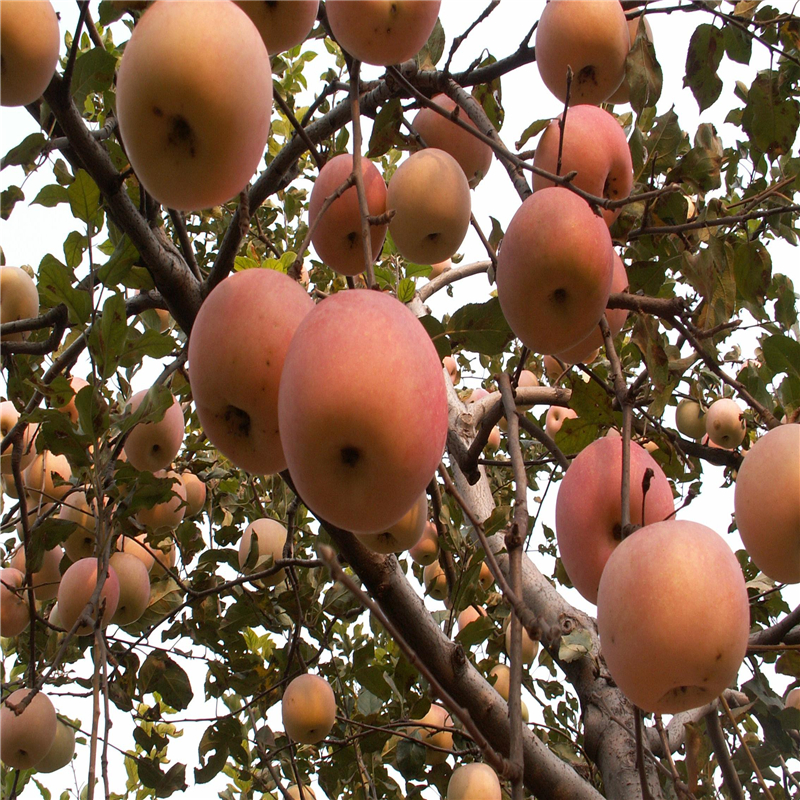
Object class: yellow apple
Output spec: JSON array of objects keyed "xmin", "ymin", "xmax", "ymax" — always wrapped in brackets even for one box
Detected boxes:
[
  {"xmin": 60, "ymin": 491, "xmax": 97, "ymax": 561},
  {"xmin": 234, "ymin": 0, "xmax": 319, "ymax": 54},
  {"xmin": 430, "ymin": 259, "xmax": 451, "ymax": 279},
  {"xmin": 9, "ymin": 545, "xmax": 63, "ymax": 602},
  {"xmin": 238, "ymin": 518, "xmax": 288, "ymax": 585},
  {"xmin": 409, "ymin": 520, "xmax": 439, "ymax": 565},
  {"xmin": 0, "ymin": 401, "xmax": 36, "ymax": 474},
  {"xmin": 355, "ymin": 491, "xmax": 428, "ymax": 554},
  {"xmin": 0, "ymin": 266, "xmax": 40, "ymax": 340},
  {"xmin": 545, "ymin": 406, "xmax": 578, "ymax": 439},
  {"xmin": 504, "ymin": 618, "xmax": 539, "ymax": 665},
  {"xmin": 413, "ymin": 703, "xmax": 452, "ymax": 765},
  {"xmin": 0, "ymin": 689, "xmax": 57, "ymax": 769},
  {"xmin": 136, "ymin": 470, "xmax": 187, "ymax": 532},
  {"xmin": 281, "ymin": 674, "xmax": 337, "ymax": 745},
  {"xmin": 150, "ymin": 539, "xmax": 177, "ymax": 579},
  {"xmin": 705, "ymin": 398, "xmax": 746, "ymax": 448},
  {"xmin": 57, "ymin": 558, "xmax": 120, "ymax": 635},
  {"xmin": 456, "ymin": 604, "xmax": 486, "ymax": 633},
  {"xmin": 109, "ymin": 552, "xmax": 151, "ymax": 626},
  {"xmin": 23, "ymin": 451, "xmax": 72, "ymax": 505},
  {"xmin": 0, "ymin": 567, "xmax": 30, "ymax": 637},
  {"xmin": 117, "ymin": 532, "xmax": 156, "ymax": 572},
  {"xmin": 54, "ymin": 376, "xmax": 89, "ymax": 424},
  {"xmin": 423, "ymin": 561, "xmax": 448, "ymax": 601},
  {"xmin": 447, "ymin": 763, "xmax": 501, "ymax": 800},
  {"xmin": 286, "ymin": 786, "xmax": 316, "ymax": 800},
  {"xmin": 489, "ymin": 664, "xmax": 510, "ymax": 700},
  {"xmin": 180, "ymin": 471, "xmax": 206, "ymax": 518},
  {"xmin": 676, "ymin": 399, "xmax": 707, "ymax": 440},
  {"xmin": 123, "ymin": 389, "xmax": 184, "ymax": 473},
  {"xmin": 36, "ymin": 719, "xmax": 76, "ymax": 773}
]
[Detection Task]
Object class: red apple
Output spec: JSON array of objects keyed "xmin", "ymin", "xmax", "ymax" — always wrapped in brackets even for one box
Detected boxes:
[
  {"xmin": 0, "ymin": 689, "xmax": 57, "ymax": 770},
  {"xmin": 57, "ymin": 558, "xmax": 120, "ymax": 635}
]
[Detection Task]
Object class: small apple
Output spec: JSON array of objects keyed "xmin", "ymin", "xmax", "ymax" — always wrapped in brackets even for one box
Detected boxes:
[
  {"xmin": 238, "ymin": 518, "xmax": 288, "ymax": 586},
  {"xmin": 36, "ymin": 719, "xmax": 76, "ymax": 773},
  {"xmin": 9, "ymin": 545, "xmax": 63, "ymax": 602},
  {"xmin": 429, "ymin": 259, "xmax": 451, "ymax": 279},
  {"xmin": 233, "ymin": 0, "xmax": 319, "ymax": 55},
  {"xmin": 785, "ymin": 687, "xmax": 800, "ymax": 710},
  {"xmin": 545, "ymin": 406, "xmax": 578, "ymax": 439},
  {"xmin": 443, "ymin": 356, "xmax": 459, "ymax": 385},
  {"xmin": 355, "ymin": 492, "xmax": 428, "ymax": 555},
  {"xmin": 281, "ymin": 674, "xmax": 337, "ymax": 745},
  {"xmin": 0, "ymin": 689, "xmax": 57, "ymax": 769},
  {"xmin": 489, "ymin": 664, "xmax": 510, "ymax": 700},
  {"xmin": 109, "ymin": 552, "xmax": 151, "ymax": 626},
  {"xmin": 486, "ymin": 426, "xmax": 502, "ymax": 451},
  {"xmin": 423, "ymin": 561, "xmax": 448, "ymax": 601},
  {"xmin": 54, "ymin": 376, "xmax": 89, "ymax": 425},
  {"xmin": 150, "ymin": 540, "xmax": 177, "ymax": 579},
  {"xmin": 135, "ymin": 470, "xmax": 187, "ymax": 532},
  {"xmin": 456, "ymin": 605, "xmax": 486, "ymax": 633},
  {"xmin": 409, "ymin": 521, "xmax": 439, "ymax": 565},
  {"xmin": 57, "ymin": 558, "xmax": 120, "ymax": 635},
  {"xmin": 0, "ymin": 567, "xmax": 30, "ymax": 637},
  {"xmin": 447, "ymin": 763, "xmax": 501, "ymax": 800},
  {"xmin": 180, "ymin": 471, "xmax": 206, "ymax": 518},
  {"xmin": 675, "ymin": 399, "xmax": 706, "ymax": 440},
  {"xmin": 123, "ymin": 389, "xmax": 184, "ymax": 473},
  {"xmin": 60, "ymin": 491, "xmax": 97, "ymax": 561},
  {"xmin": 504, "ymin": 618, "xmax": 539, "ymax": 665},
  {"xmin": 0, "ymin": 267, "xmax": 40, "ymax": 339},
  {"xmin": 413, "ymin": 703, "xmax": 453, "ymax": 765},
  {"xmin": 705, "ymin": 398, "xmax": 746, "ymax": 448}
]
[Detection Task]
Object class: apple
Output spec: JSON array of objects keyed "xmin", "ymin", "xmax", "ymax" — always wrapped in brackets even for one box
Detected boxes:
[
  {"xmin": 429, "ymin": 259, "xmax": 451, "ymax": 279},
  {"xmin": 281, "ymin": 674, "xmax": 336, "ymax": 745},
  {"xmin": 136, "ymin": 470, "xmax": 187, "ymax": 532},
  {"xmin": 409, "ymin": 521, "xmax": 439, "ymax": 565},
  {"xmin": 705, "ymin": 398, "xmax": 746, "ymax": 448},
  {"xmin": 150, "ymin": 540, "xmax": 177, "ymax": 579},
  {"xmin": 355, "ymin": 491, "xmax": 428, "ymax": 554},
  {"xmin": 0, "ymin": 567, "xmax": 30, "ymax": 637},
  {"xmin": 117, "ymin": 533, "xmax": 156, "ymax": 572},
  {"xmin": 180, "ymin": 471, "xmax": 206, "ymax": 518},
  {"xmin": 9, "ymin": 545, "xmax": 63, "ymax": 602},
  {"xmin": 489, "ymin": 664, "xmax": 510, "ymax": 700},
  {"xmin": 0, "ymin": 689, "xmax": 57, "ymax": 769},
  {"xmin": 543, "ymin": 354, "xmax": 565, "ymax": 384},
  {"xmin": 24, "ymin": 451, "xmax": 72, "ymax": 505},
  {"xmin": 504, "ymin": 618, "xmax": 539, "ymax": 665},
  {"xmin": 57, "ymin": 558, "xmax": 120, "ymax": 635},
  {"xmin": 286, "ymin": 786, "xmax": 316, "ymax": 800},
  {"xmin": 597, "ymin": 519, "xmax": 750, "ymax": 713},
  {"xmin": 608, "ymin": 13, "xmax": 655, "ymax": 105},
  {"xmin": 123, "ymin": 389, "xmax": 184, "ymax": 473},
  {"xmin": 486, "ymin": 426, "xmax": 502, "ymax": 451},
  {"xmin": 36, "ymin": 719, "xmax": 76, "ymax": 773},
  {"xmin": 278, "ymin": 290, "xmax": 448, "ymax": 534},
  {"xmin": 238, "ymin": 518, "xmax": 288, "ymax": 585},
  {"xmin": 785, "ymin": 687, "xmax": 800, "ymax": 710},
  {"xmin": 109, "ymin": 552, "xmax": 151, "ymax": 625},
  {"xmin": 676, "ymin": 399, "xmax": 706, "ymax": 440},
  {"xmin": 0, "ymin": 401, "xmax": 35, "ymax": 474},
  {"xmin": 476, "ymin": 560, "xmax": 493, "ymax": 591},
  {"xmin": 188, "ymin": 268, "xmax": 314, "ymax": 475},
  {"xmin": 545, "ymin": 406, "xmax": 578, "ymax": 439},
  {"xmin": 423, "ymin": 561, "xmax": 448, "ymax": 601},
  {"xmin": 447, "ymin": 763, "xmax": 502, "ymax": 800},
  {"xmin": 734, "ymin": 423, "xmax": 800, "ymax": 584},
  {"xmin": 413, "ymin": 703, "xmax": 452, "ymax": 765},
  {"xmin": 308, "ymin": 153, "xmax": 388, "ymax": 277},
  {"xmin": 387, "ymin": 148, "xmax": 472, "ymax": 265},
  {"xmin": 116, "ymin": 0, "xmax": 272, "ymax": 210},
  {"xmin": 443, "ymin": 356, "xmax": 459, "ymax": 385},
  {"xmin": 533, "ymin": 107, "xmax": 633, "ymax": 227},
  {"xmin": 466, "ymin": 387, "xmax": 490, "ymax": 405},
  {"xmin": 54, "ymin": 376, "xmax": 89, "ymax": 424},
  {"xmin": 233, "ymin": 0, "xmax": 319, "ymax": 54},
  {"xmin": 555, "ymin": 436, "xmax": 675, "ymax": 603},
  {"xmin": 456, "ymin": 605, "xmax": 486, "ymax": 633},
  {"xmin": 0, "ymin": 266, "xmax": 40, "ymax": 340},
  {"xmin": 496, "ymin": 187, "xmax": 614, "ymax": 355},
  {"xmin": 60, "ymin": 491, "xmax": 97, "ymax": 561},
  {"xmin": 325, "ymin": 0, "xmax": 441, "ymax": 66},
  {"xmin": 535, "ymin": 0, "xmax": 630, "ymax": 105},
  {"xmin": 412, "ymin": 94, "xmax": 493, "ymax": 187}
]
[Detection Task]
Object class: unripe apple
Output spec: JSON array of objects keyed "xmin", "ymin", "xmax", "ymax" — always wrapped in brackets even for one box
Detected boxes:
[
  {"xmin": 10, "ymin": 545, "xmax": 63, "ymax": 602},
  {"xmin": 387, "ymin": 148, "xmax": 472, "ymax": 265},
  {"xmin": 279, "ymin": 290, "xmax": 448, "ymax": 534},
  {"xmin": 676, "ymin": 399, "xmax": 707, "ymax": 440},
  {"xmin": 496, "ymin": 187, "xmax": 614, "ymax": 355},
  {"xmin": 123, "ymin": 390, "xmax": 184, "ymax": 473},
  {"xmin": 60, "ymin": 491, "xmax": 97, "ymax": 561},
  {"xmin": 545, "ymin": 406, "xmax": 578, "ymax": 439},
  {"xmin": 447, "ymin": 763, "xmax": 501, "ymax": 800},
  {"xmin": 412, "ymin": 94, "xmax": 493, "ymax": 187},
  {"xmin": 188, "ymin": 268, "xmax": 314, "ymax": 475},
  {"xmin": 555, "ymin": 436, "xmax": 675, "ymax": 603},
  {"xmin": 786, "ymin": 687, "xmax": 800, "ymax": 710},
  {"xmin": 326, "ymin": 0, "xmax": 441, "ymax": 66},
  {"xmin": 0, "ymin": 567, "xmax": 30, "ymax": 637},
  {"xmin": 136, "ymin": 470, "xmax": 187, "ymax": 532},
  {"xmin": 423, "ymin": 561, "xmax": 448, "ymax": 600},
  {"xmin": 456, "ymin": 605, "xmax": 486, "ymax": 633},
  {"xmin": 117, "ymin": 533, "xmax": 156, "ymax": 572},
  {"xmin": 180, "ymin": 472, "xmax": 206, "ymax": 518},
  {"xmin": 308, "ymin": 153, "xmax": 388, "ymax": 277},
  {"xmin": 36, "ymin": 719, "xmax": 76, "ymax": 773},
  {"xmin": 355, "ymin": 492, "xmax": 428, "ymax": 554},
  {"xmin": 234, "ymin": 0, "xmax": 319, "ymax": 54},
  {"xmin": 57, "ymin": 558, "xmax": 120, "ymax": 635},
  {"xmin": 597, "ymin": 520, "xmax": 750, "ymax": 714},
  {"xmin": 413, "ymin": 703, "xmax": 452, "ymax": 765},
  {"xmin": 24, "ymin": 451, "xmax": 72, "ymax": 505},
  {"xmin": 116, "ymin": 0, "xmax": 272, "ymax": 210},
  {"xmin": 607, "ymin": 13, "xmax": 655, "ymax": 105},
  {"xmin": 54, "ymin": 376, "xmax": 89, "ymax": 424},
  {"xmin": 734, "ymin": 424, "xmax": 800, "ymax": 584},
  {"xmin": 0, "ymin": 689, "xmax": 57, "ymax": 769},
  {"xmin": 489, "ymin": 664, "xmax": 510, "ymax": 700},
  {"xmin": 238, "ymin": 518, "xmax": 288, "ymax": 585},
  {"xmin": 705, "ymin": 398, "xmax": 746, "ymax": 448},
  {"xmin": 109, "ymin": 552, "xmax": 151, "ymax": 626},
  {"xmin": 504, "ymin": 619, "xmax": 538, "ymax": 665},
  {"xmin": 281, "ymin": 674, "xmax": 337, "ymax": 745},
  {"xmin": 0, "ymin": 266, "xmax": 40, "ymax": 340},
  {"xmin": 535, "ymin": 0, "xmax": 630, "ymax": 105},
  {"xmin": 409, "ymin": 521, "xmax": 439, "ymax": 565}
]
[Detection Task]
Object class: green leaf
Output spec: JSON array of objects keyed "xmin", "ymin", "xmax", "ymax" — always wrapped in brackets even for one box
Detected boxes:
[
  {"xmin": 71, "ymin": 47, "xmax": 117, "ymax": 110},
  {"xmin": 415, "ymin": 17, "xmax": 445, "ymax": 69},
  {"xmin": 38, "ymin": 254, "xmax": 92, "ymax": 325},
  {"xmin": 2, "ymin": 133, "xmax": 46, "ymax": 170},
  {"xmin": 357, "ymin": 688, "xmax": 384, "ymax": 717},
  {"xmin": 119, "ymin": 328, "xmax": 176, "ymax": 368},
  {"xmin": 733, "ymin": 240, "xmax": 772, "ymax": 305},
  {"xmin": 642, "ymin": 107, "xmax": 683, "ymax": 176},
  {"xmin": 195, "ymin": 720, "xmax": 242, "ymax": 784},
  {"xmin": 558, "ymin": 629, "xmax": 593, "ymax": 663},
  {"xmin": 87, "ymin": 293, "xmax": 128, "ymax": 379},
  {"xmin": 627, "ymin": 23, "xmax": 663, "ymax": 115},
  {"xmin": 97, "ymin": 235, "xmax": 139, "ymax": 287},
  {"xmin": 446, "ymin": 297, "xmax": 513, "ymax": 356},
  {"xmin": 515, "ymin": 118, "xmax": 551, "ymax": 151},
  {"xmin": 395, "ymin": 736, "xmax": 426, "ymax": 780},
  {"xmin": 139, "ymin": 651, "xmax": 194, "ymax": 711},
  {"xmin": 63, "ymin": 231, "xmax": 88, "ymax": 269},
  {"xmin": 1, "ymin": 185, "xmax": 24, "ymax": 220},
  {"xmin": 137, "ymin": 758, "xmax": 187, "ymax": 797},
  {"xmin": 32, "ymin": 184, "xmax": 70, "ymax": 208},
  {"xmin": 418, "ymin": 314, "xmax": 450, "ymax": 360},
  {"xmin": 455, "ymin": 615, "xmax": 494, "ymax": 649},
  {"xmin": 67, "ymin": 169, "xmax": 101, "ymax": 224},
  {"xmin": 355, "ymin": 666, "xmax": 392, "ymax": 701},
  {"xmin": 367, "ymin": 98, "xmax": 404, "ymax": 159},
  {"xmin": 723, "ymin": 23, "xmax": 752, "ymax": 64},
  {"xmin": 667, "ymin": 123, "xmax": 723, "ymax": 192},
  {"xmin": 683, "ymin": 24, "xmax": 725, "ymax": 112},
  {"xmin": 741, "ymin": 71, "xmax": 800, "ymax": 160},
  {"xmin": 761, "ymin": 334, "xmax": 800, "ymax": 379},
  {"xmin": 767, "ymin": 273, "xmax": 798, "ymax": 328},
  {"xmin": 397, "ymin": 277, "xmax": 415, "ymax": 304}
]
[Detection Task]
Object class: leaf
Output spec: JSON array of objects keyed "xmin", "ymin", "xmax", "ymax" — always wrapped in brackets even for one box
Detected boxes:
[
  {"xmin": 761, "ymin": 334, "xmax": 800, "ymax": 379},
  {"xmin": 32, "ymin": 184, "xmax": 70, "ymax": 208},
  {"xmin": 471, "ymin": 57, "xmax": 503, "ymax": 131},
  {"xmin": 455, "ymin": 615, "xmax": 494, "ymax": 649},
  {"xmin": 195, "ymin": 720, "xmax": 242, "ymax": 784},
  {"xmin": 2, "ymin": 133, "xmax": 46, "ymax": 171},
  {"xmin": 741, "ymin": 71, "xmax": 800, "ymax": 160},
  {"xmin": 723, "ymin": 23, "xmax": 752, "ymax": 64},
  {"xmin": 355, "ymin": 666, "xmax": 392, "ymax": 701},
  {"xmin": 683, "ymin": 24, "xmax": 724, "ymax": 112},
  {"xmin": 418, "ymin": 314, "xmax": 450, "ymax": 360},
  {"xmin": 97, "ymin": 235, "xmax": 139, "ymax": 287},
  {"xmin": 733, "ymin": 240, "xmax": 772, "ymax": 305},
  {"xmin": 367, "ymin": 98, "xmax": 404, "ymax": 159},
  {"xmin": 119, "ymin": 328, "xmax": 176, "ymax": 368},
  {"xmin": 87, "ymin": 293, "xmax": 128, "ymax": 379},
  {"xmin": 395, "ymin": 736, "xmax": 426, "ymax": 780},
  {"xmin": 137, "ymin": 758, "xmax": 187, "ymax": 798},
  {"xmin": 415, "ymin": 17, "xmax": 445, "ymax": 70},
  {"xmin": 357, "ymin": 688, "xmax": 384, "ymax": 717},
  {"xmin": 67, "ymin": 169, "xmax": 101, "ymax": 224},
  {"xmin": 559, "ymin": 629, "xmax": 593, "ymax": 663},
  {"xmin": 397, "ymin": 277, "xmax": 415, "ymax": 304},
  {"xmin": 515, "ymin": 118, "xmax": 551, "ymax": 151},
  {"xmin": 446, "ymin": 297, "xmax": 513, "ymax": 355},
  {"xmin": 139, "ymin": 652, "xmax": 194, "ymax": 711},
  {"xmin": 71, "ymin": 47, "xmax": 117, "ymax": 110},
  {"xmin": 38, "ymin": 254, "xmax": 92, "ymax": 325},
  {"xmin": 667, "ymin": 123, "xmax": 723, "ymax": 192},
  {"xmin": 1, "ymin": 185, "xmax": 24, "ymax": 220},
  {"xmin": 63, "ymin": 231, "xmax": 88, "ymax": 269},
  {"xmin": 627, "ymin": 22, "xmax": 663, "ymax": 115}
]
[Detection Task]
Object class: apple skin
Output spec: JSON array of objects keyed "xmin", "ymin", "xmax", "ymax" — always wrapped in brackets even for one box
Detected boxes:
[
  {"xmin": 443, "ymin": 356, "xmax": 459, "ymax": 385},
  {"xmin": 35, "ymin": 718, "xmax": 76, "ymax": 773},
  {"xmin": 136, "ymin": 470, "xmax": 187, "ymax": 532},
  {"xmin": 423, "ymin": 561, "xmax": 448, "ymax": 600},
  {"xmin": 533, "ymin": 107, "xmax": 633, "ymax": 227},
  {"xmin": 705, "ymin": 398, "xmax": 746, "ymax": 449},
  {"xmin": 57, "ymin": 558, "xmax": 120, "ymax": 636},
  {"xmin": 308, "ymin": 154, "xmax": 388, "ymax": 277},
  {"xmin": 608, "ymin": 13, "xmax": 655, "ymax": 105},
  {"xmin": 150, "ymin": 540, "xmax": 177, "ymax": 579},
  {"xmin": 188, "ymin": 268, "xmax": 314, "ymax": 475},
  {"xmin": 535, "ymin": 0, "xmax": 630, "ymax": 105},
  {"xmin": 109, "ymin": 552, "xmax": 152, "ymax": 626},
  {"xmin": 414, "ymin": 703, "xmax": 452, "ymax": 765},
  {"xmin": 116, "ymin": 0, "xmax": 272, "ymax": 211},
  {"xmin": 429, "ymin": 259, "xmax": 451, "ymax": 279},
  {"xmin": 412, "ymin": 94, "xmax": 493, "ymax": 187},
  {"xmin": 286, "ymin": 787, "xmax": 316, "ymax": 800},
  {"xmin": 545, "ymin": 406, "xmax": 579, "ymax": 439},
  {"xmin": 233, "ymin": 0, "xmax": 319, "ymax": 54},
  {"xmin": 0, "ymin": 567, "xmax": 30, "ymax": 637},
  {"xmin": 117, "ymin": 533, "xmax": 156, "ymax": 572},
  {"xmin": 555, "ymin": 436, "xmax": 675, "ymax": 604},
  {"xmin": 0, "ymin": 401, "xmax": 36, "ymax": 474},
  {"xmin": 23, "ymin": 451, "xmax": 72, "ymax": 505},
  {"xmin": 786, "ymin": 687, "xmax": 800, "ymax": 710},
  {"xmin": 456, "ymin": 605, "xmax": 486, "ymax": 633},
  {"xmin": 387, "ymin": 148, "xmax": 472, "ymax": 266},
  {"xmin": 496, "ymin": 187, "xmax": 614, "ymax": 356},
  {"xmin": 55, "ymin": 376, "xmax": 89, "ymax": 424},
  {"xmin": 326, "ymin": 0, "xmax": 441, "ymax": 66},
  {"xmin": 60, "ymin": 491, "xmax": 97, "ymax": 561},
  {"xmin": 355, "ymin": 491, "xmax": 428, "ymax": 554},
  {"xmin": 409, "ymin": 520, "xmax": 439, "ymax": 565},
  {"xmin": 504, "ymin": 618, "xmax": 539, "ymax": 665},
  {"xmin": 489, "ymin": 664, "xmax": 510, "ymax": 700},
  {"xmin": 447, "ymin": 763, "xmax": 502, "ymax": 800},
  {"xmin": 676, "ymin": 399, "xmax": 707, "ymax": 440},
  {"xmin": 281, "ymin": 674, "xmax": 337, "ymax": 745},
  {"xmin": 0, "ymin": 689, "xmax": 57, "ymax": 770},
  {"xmin": 123, "ymin": 389, "xmax": 184, "ymax": 474},
  {"xmin": 238, "ymin": 518, "xmax": 288, "ymax": 586},
  {"xmin": 278, "ymin": 290, "xmax": 448, "ymax": 534},
  {"xmin": 0, "ymin": 0, "xmax": 60, "ymax": 107},
  {"xmin": 0, "ymin": 267, "xmax": 40, "ymax": 340},
  {"xmin": 597, "ymin": 519, "xmax": 750, "ymax": 714},
  {"xmin": 180, "ymin": 472, "xmax": 206, "ymax": 518},
  {"xmin": 10, "ymin": 545, "xmax": 63, "ymax": 602},
  {"xmin": 734, "ymin": 423, "xmax": 800, "ymax": 584}
]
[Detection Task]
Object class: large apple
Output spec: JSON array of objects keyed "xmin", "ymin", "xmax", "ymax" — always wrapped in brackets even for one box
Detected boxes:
[
  {"xmin": 705, "ymin": 398, "xmax": 746, "ymax": 448},
  {"xmin": 412, "ymin": 94, "xmax": 493, "ymax": 187},
  {"xmin": 57, "ymin": 558, "xmax": 120, "ymax": 636},
  {"xmin": 325, "ymin": 0, "xmax": 441, "ymax": 66},
  {"xmin": 535, "ymin": 0, "xmax": 630, "ymax": 105},
  {"xmin": 413, "ymin": 703, "xmax": 452, "ymax": 765},
  {"xmin": 0, "ymin": 0, "xmax": 60, "ymax": 107},
  {"xmin": 123, "ymin": 389, "xmax": 184, "ymax": 473},
  {"xmin": 233, "ymin": 0, "xmax": 319, "ymax": 54},
  {"xmin": 278, "ymin": 290, "xmax": 448, "ymax": 534},
  {"xmin": 238, "ymin": 518, "xmax": 288, "ymax": 585},
  {"xmin": 409, "ymin": 521, "xmax": 439, "ymax": 565},
  {"xmin": 36, "ymin": 719, "xmax": 76, "ymax": 773},
  {"xmin": 597, "ymin": 520, "xmax": 750, "ymax": 713},
  {"xmin": 387, "ymin": 148, "xmax": 472, "ymax": 265},
  {"xmin": 10, "ymin": 545, "xmax": 63, "ymax": 602},
  {"xmin": 0, "ymin": 689, "xmax": 57, "ymax": 769},
  {"xmin": 308, "ymin": 153, "xmax": 388, "ymax": 277},
  {"xmin": 0, "ymin": 567, "xmax": 30, "ymax": 637},
  {"xmin": 355, "ymin": 492, "xmax": 428, "ymax": 554},
  {"xmin": 109, "ymin": 552, "xmax": 152, "ymax": 626},
  {"xmin": 734, "ymin": 423, "xmax": 800, "ymax": 583},
  {"xmin": 496, "ymin": 187, "xmax": 614, "ymax": 355},
  {"xmin": 533, "ymin": 106, "xmax": 633, "ymax": 227},
  {"xmin": 0, "ymin": 401, "xmax": 36, "ymax": 474},
  {"xmin": 0, "ymin": 266, "xmax": 40, "ymax": 340},
  {"xmin": 188, "ymin": 268, "xmax": 314, "ymax": 475},
  {"xmin": 281, "ymin": 674, "xmax": 337, "ymax": 744},
  {"xmin": 447, "ymin": 763, "xmax": 501, "ymax": 800},
  {"xmin": 116, "ymin": 0, "xmax": 272, "ymax": 211},
  {"xmin": 555, "ymin": 436, "xmax": 675, "ymax": 603},
  {"xmin": 135, "ymin": 470, "xmax": 187, "ymax": 532}
]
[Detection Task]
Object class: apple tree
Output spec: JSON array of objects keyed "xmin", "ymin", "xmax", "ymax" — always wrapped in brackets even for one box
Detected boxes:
[{"xmin": 1, "ymin": 1, "xmax": 799, "ymax": 799}]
